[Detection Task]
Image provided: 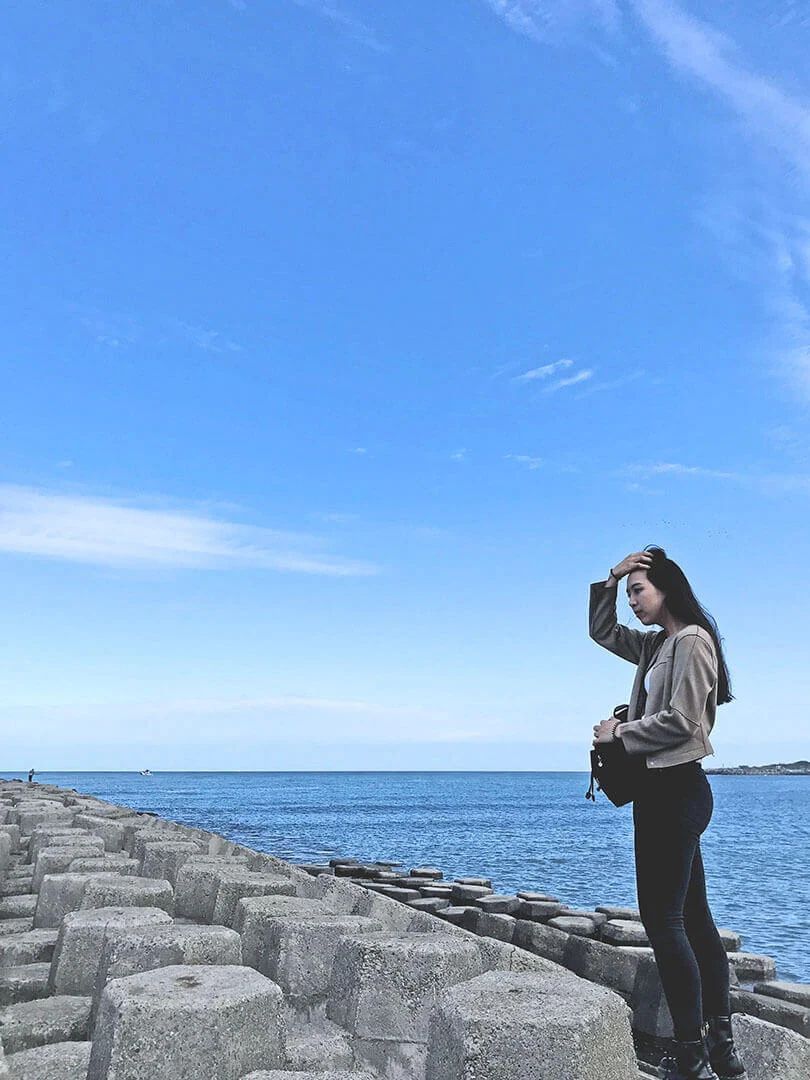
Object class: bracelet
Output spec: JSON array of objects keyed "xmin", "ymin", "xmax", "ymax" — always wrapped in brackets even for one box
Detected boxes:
[
  {"xmin": 608, "ymin": 568, "xmax": 619, "ymax": 583},
  {"xmin": 611, "ymin": 721, "xmax": 622, "ymax": 741}
]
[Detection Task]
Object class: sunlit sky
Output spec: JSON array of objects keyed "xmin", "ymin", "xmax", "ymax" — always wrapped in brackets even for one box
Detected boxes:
[{"xmin": 2, "ymin": 1, "xmax": 809, "ymax": 770}]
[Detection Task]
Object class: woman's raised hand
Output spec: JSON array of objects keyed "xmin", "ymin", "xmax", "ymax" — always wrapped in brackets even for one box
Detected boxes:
[{"xmin": 611, "ymin": 551, "xmax": 653, "ymax": 580}]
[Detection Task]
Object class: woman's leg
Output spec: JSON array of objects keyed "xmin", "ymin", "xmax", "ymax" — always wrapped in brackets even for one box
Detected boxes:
[
  {"xmin": 634, "ymin": 771, "xmax": 713, "ymax": 1042},
  {"xmin": 683, "ymin": 844, "xmax": 730, "ymax": 1019}
]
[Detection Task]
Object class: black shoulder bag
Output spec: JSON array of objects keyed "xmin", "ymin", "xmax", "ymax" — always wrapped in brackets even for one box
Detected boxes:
[{"xmin": 585, "ymin": 704, "xmax": 646, "ymax": 807}]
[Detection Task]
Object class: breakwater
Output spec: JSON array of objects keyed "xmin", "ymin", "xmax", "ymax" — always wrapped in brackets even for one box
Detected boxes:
[{"xmin": 0, "ymin": 781, "xmax": 806, "ymax": 1080}]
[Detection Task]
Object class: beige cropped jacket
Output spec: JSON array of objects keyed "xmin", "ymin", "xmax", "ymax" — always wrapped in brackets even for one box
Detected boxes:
[{"xmin": 589, "ymin": 581, "xmax": 716, "ymax": 769}]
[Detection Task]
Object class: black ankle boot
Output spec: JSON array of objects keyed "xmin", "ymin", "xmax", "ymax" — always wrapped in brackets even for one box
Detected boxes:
[
  {"xmin": 705, "ymin": 1016, "xmax": 748, "ymax": 1079},
  {"xmin": 659, "ymin": 1040, "xmax": 719, "ymax": 1080}
]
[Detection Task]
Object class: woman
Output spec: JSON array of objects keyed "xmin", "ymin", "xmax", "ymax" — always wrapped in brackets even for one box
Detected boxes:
[{"xmin": 590, "ymin": 548, "xmax": 746, "ymax": 1080}]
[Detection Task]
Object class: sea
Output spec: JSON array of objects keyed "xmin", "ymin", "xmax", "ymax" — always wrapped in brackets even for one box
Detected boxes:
[{"xmin": 8, "ymin": 770, "xmax": 809, "ymax": 983}]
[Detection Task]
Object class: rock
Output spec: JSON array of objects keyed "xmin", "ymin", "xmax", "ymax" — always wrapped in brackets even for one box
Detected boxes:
[
  {"xmin": 596, "ymin": 905, "xmax": 641, "ymax": 921},
  {"xmin": 88, "ymin": 964, "xmax": 284, "ymax": 1080},
  {"xmin": 411, "ymin": 868, "xmax": 443, "ymax": 880},
  {"xmin": 0, "ymin": 995, "xmax": 91, "ymax": 1053},
  {"xmin": 731, "ymin": 1013, "xmax": 810, "ymax": 1080},
  {"xmin": 560, "ymin": 909, "xmax": 608, "ymax": 927},
  {"xmin": 513, "ymin": 919, "xmax": 569, "ymax": 965},
  {"xmin": 420, "ymin": 885, "xmax": 454, "ymax": 898},
  {"xmin": 473, "ymin": 895, "xmax": 520, "ymax": 915},
  {"xmin": 731, "ymin": 989, "xmax": 810, "ymax": 1038},
  {"xmin": 378, "ymin": 887, "xmax": 422, "ymax": 903},
  {"xmin": 516, "ymin": 892, "xmax": 559, "ymax": 902},
  {"xmin": 4, "ymin": 1040, "xmax": 92, "ymax": 1080},
  {"xmin": 549, "ymin": 915, "xmax": 597, "ymax": 938},
  {"xmin": 517, "ymin": 900, "xmax": 564, "ymax": 922},
  {"xmin": 449, "ymin": 884, "xmax": 492, "ymax": 904},
  {"xmin": 425, "ymin": 968, "xmax": 638, "ymax": 1080},
  {"xmin": 455, "ymin": 878, "xmax": 492, "ymax": 887},
  {"xmin": 565, "ymin": 937, "xmax": 651, "ymax": 998},
  {"xmin": 754, "ymin": 981, "xmax": 810, "ymax": 1009},
  {"xmin": 727, "ymin": 952, "xmax": 777, "ymax": 984},
  {"xmin": 601, "ymin": 920, "xmax": 650, "ymax": 947},
  {"xmin": 49, "ymin": 906, "xmax": 173, "ymax": 996}
]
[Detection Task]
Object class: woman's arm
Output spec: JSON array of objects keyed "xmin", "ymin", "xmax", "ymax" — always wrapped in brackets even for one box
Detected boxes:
[
  {"xmin": 618, "ymin": 631, "xmax": 717, "ymax": 754},
  {"xmin": 589, "ymin": 551, "xmax": 653, "ymax": 664}
]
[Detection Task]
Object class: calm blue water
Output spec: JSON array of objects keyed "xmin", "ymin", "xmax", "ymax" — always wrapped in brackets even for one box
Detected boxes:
[{"xmin": 8, "ymin": 771, "xmax": 808, "ymax": 982}]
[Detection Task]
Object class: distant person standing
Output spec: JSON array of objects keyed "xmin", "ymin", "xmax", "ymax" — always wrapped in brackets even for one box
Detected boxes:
[
  {"xmin": 27, "ymin": 768, "xmax": 35, "ymax": 784},
  {"xmin": 590, "ymin": 548, "xmax": 746, "ymax": 1080}
]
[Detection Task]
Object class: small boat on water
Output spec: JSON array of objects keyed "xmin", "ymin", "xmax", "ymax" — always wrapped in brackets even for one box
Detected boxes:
[{"xmin": 139, "ymin": 769, "xmax": 152, "ymax": 776}]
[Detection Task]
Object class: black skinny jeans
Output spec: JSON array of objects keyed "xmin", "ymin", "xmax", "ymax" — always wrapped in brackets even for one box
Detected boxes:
[{"xmin": 633, "ymin": 762, "xmax": 730, "ymax": 1042}]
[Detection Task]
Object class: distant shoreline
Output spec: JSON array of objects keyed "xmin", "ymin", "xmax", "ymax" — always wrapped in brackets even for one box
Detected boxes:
[{"xmin": 706, "ymin": 760, "xmax": 810, "ymax": 776}]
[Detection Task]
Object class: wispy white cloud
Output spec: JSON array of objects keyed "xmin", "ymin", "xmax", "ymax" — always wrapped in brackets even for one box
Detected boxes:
[
  {"xmin": 0, "ymin": 486, "xmax": 378, "ymax": 576},
  {"xmin": 451, "ymin": 448, "xmax": 468, "ymax": 462},
  {"xmin": 631, "ymin": 0, "xmax": 810, "ymax": 177},
  {"xmin": 505, "ymin": 453, "xmax": 543, "ymax": 469},
  {"xmin": 289, "ymin": 0, "xmax": 388, "ymax": 52},
  {"xmin": 73, "ymin": 308, "xmax": 244, "ymax": 356},
  {"xmin": 625, "ymin": 462, "xmax": 810, "ymax": 495},
  {"xmin": 484, "ymin": 0, "xmax": 620, "ymax": 44},
  {"xmin": 348, "ymin": 446, "xmax": 368, "ymax": 455},
  {"xmin": 576, "ymin": 369, "xmax": 647, "ymax": 396},
  {"xmin": 545, "ymin": 369, "xmax": 594, "ymax": 392},
  {"xmin": 515, "ymin": 358, "xmax": 573, "ymax": 381}
]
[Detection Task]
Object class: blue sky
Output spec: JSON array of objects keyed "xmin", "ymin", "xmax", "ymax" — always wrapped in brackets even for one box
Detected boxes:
[{"xmin": 1, "ymin": 0, "xmax": 809, "ymax": 770}]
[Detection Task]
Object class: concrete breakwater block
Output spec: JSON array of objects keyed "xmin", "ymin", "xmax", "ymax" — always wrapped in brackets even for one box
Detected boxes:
[
  {"xmin": 727, "ymin": 952, "xmax": 777, "ymax": 983},
  {"xmin": 450, "ymin": 884, "xmax": 492, "ymax": 904},
  {"xmin": 730, "ymin": 989, "xmax": 810, "ymax": 1038},
  {"xmin": 49, "ymin": 906, "xmax": 173, "ymax": 996},
  {"xmin": 173, "ymin": 857, "xmax": 250, "ymax": 922},
  {"xmin": 328, "ymin": 931, "xmax": 483, "ymax": 1043},
  {"xmin": 0, "ymin": 995, "xmax": 91, "ymax": 1053},
  {"xmin": 4, "ymin": 1040, "xmax": 92, "ymax": 1080},
  {"xmin": 601, "ymin": 920, "xmax": 650, "ymax": 946},
  {"xmin": 88, "ymin": 964, "xmax": 285, "ymax": 1080},
  {"xmin": 731, "ymin": 1014, "xmax": 810, "ymax": 1080},
  {"xmin": 235, "ymin": 896, "xmax": 329, "ymax": 971},
  {"xmin": 261, "ymin": 912, "xmax": 383, "ymax": 1006},
  {"xmin": 411, "ymin": 867, "xmax": 443, "ymax": 880},
  {"xmin": 549, "ymin": 915, "xmax": 598, "ymax": 938},
  {"xmin": 754, "ymin": 980, "xmax": 810, "ymax": 1009},
  {"xmin": 518, "ymin": 900, "xmax": 564, "ymax": 922},
  {"xmin": 68, "ymin": 857, "xmax": 140, "ymax": 876},
  {"xmin": 32, "ymin": 842, "xmax": 107, "ymax": 891},
  {"xmin": 139, "ymin": 841, "xmax": 204, "ymax": 885},
  {"xmin": 0, "ymin": 964, "xmax": 50, "ymax": 1006},
  {"xmin": 35, "ymin": 873, "xmax": 174, "ymax": 928},
  {"xmin": 242, "ymin": 1072, "xmax": 378, "ymax": 1079},
  {"xmin": 0, "ymin": 899, "xmax": 36, "ymax": 921},
  {"xmin": 93, "ymin": 922, "xmax": 242, "ymax": 1017},
  {"xmin": 596, "ymin": 905, "xmax": 641, "ymax": 921},
  {"xmin": 473, "ymin": 895, "xmax": 520, "ymax": 915},
  {"xmin": 513, "ymin": 919, "xmax": 569, "ymax": 965},
  {"xmin": 73, "ymin": 815, "xmax": 129, "ymax": 853},
  {"xmin": 0, "ymin": 931, "xmax": 58, "ymax": 968},
  {"xmin": 212, "ymin": 870, "xmax": 298, "ymax": 928},
  {"xmin": 0, "ymin": 924, "xmax": 33, "ymax": 939},
  {"xmin": 28, "ymin": 830, "xmax": 90, "ymax": 864},
  {"xmin": 425, "ymin": 969, "xmax": 638, "ymax": 1080}
]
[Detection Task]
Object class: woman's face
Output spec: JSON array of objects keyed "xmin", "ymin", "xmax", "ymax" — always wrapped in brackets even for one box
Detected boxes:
[{"xmin": 626, "ymin": 570, "xmax": 668, "ymax": 627}]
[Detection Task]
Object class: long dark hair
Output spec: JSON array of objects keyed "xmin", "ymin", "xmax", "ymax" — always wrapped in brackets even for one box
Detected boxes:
[{"xmin": 644, "ymin": 546, "xmax": 733, "ymax": 705}]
